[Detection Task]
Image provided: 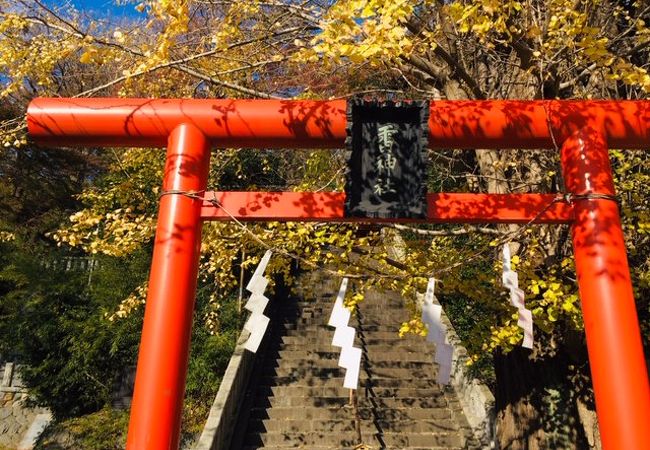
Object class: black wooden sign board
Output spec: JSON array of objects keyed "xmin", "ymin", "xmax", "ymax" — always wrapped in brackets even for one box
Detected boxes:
[{"xmin": 344, "ymin": 99, "xmax": 429, "ymax": 219}]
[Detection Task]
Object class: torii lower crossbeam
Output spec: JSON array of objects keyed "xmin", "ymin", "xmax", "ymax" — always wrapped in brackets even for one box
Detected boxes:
[{"xmin": 26, "ymin": 98, "xmax": 650, "ymax": 450}]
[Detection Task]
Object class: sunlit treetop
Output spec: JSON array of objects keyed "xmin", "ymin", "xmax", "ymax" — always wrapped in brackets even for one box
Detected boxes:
[{"xmin": 0, "ymin": 0, "xmax": 648, "ymax": 356}]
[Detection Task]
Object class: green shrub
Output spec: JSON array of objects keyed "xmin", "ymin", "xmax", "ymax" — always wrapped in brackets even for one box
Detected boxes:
[{"xmin": 36, "ymin": 407, "xmax": 129, "ymax": 450}]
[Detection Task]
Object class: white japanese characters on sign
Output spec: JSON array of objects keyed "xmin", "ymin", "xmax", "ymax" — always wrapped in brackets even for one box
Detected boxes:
[{"xmin": 374, "ymin": 124, "xmax": 398, "ymax": 196}]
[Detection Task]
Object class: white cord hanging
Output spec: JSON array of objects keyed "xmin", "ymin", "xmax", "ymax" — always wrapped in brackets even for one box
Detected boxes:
[
  {"xmin": 242, "ymin": 250, "xmax": 273, "ymax": 353},
  {"xmin": 502, "ymin": 245, "xmax": 534, "ymax": 349},
  {"xmin": 421, "ymin": 278, "xmax": 453, "ymax": 385},
  {"xmin": 327, "ymin": 278, "xmax": 362, "ymax": 390}
]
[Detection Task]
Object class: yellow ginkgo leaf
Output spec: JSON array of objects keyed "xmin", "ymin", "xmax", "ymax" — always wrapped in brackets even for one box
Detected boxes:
[{"xmin": 79, "ymin": 50, "xmax": 94, "ymax": 64}]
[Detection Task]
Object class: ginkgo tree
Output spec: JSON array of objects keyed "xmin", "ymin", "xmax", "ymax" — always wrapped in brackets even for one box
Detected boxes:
[{"xmin": 1, "ymin": 0, "xmax": 649, "ymax": 448}]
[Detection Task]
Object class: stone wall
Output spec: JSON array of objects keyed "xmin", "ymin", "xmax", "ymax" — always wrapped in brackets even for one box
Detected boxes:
[
  {"xmin": 0, "ymin": 362, "xmax": 51, "ymax": 450},
  {"xmin": 194, "ymin": 331, "xmax": 256, "ymax": 450},
  {"xmin": 415, "ymin": 293, "xmax": 497, "ymax": 448}
]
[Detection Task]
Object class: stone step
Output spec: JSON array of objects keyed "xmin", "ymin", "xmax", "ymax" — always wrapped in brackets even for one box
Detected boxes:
[
  {"xmin": 276, "ymin": 342, "xmax": 434, "ymax": 354},
  {"xmin": 276, "ymin": 323, "xmax": 403, "ymax": 333},
  {"xmin": 271, "ymin": 350, "xmax": 434, "ymax": 363},
  {"xmin": 277, "ymin": 316, "xmax": 409, "ymax": 327},
  {"xmin": 242, "ymin": 444, "xmax": 448, "ymax": 450},
  {"xmin": 371, "ymin": 431, "xmax": 464, "ymax": 448},
  {"xmin": 248, "ymin": 417, "xmax": 458, "ymax": 434},
  {"xmin": 255, "ymin": 385, "xmax": 443, "ymax": 399},
  {"xmin": 241, "ymin": 447, "xmax": 335, "ymax": 450},
  {"xmin": 251, "ymin": 396, "xmax": 448, "ymax": 409},
  {"xmin": 277, "ymin": 306, "xmax": 409, "ymax": 318},
  {"xmin": 249, "ymin": 406, "xmax": 453, "ymax": 421},
  {"xmin": 277, "ymin": 313, "xmax": 411, "ymax": 325},
  {"xmin": 263, "ymin": 358, "xmax": 436, "ymax": 372},
  {"xmin": 275, "ymin": 339, "xmax": 432, "ymax": 352},
  {"xmin": 276, "ymin": 311, "xmax": 407, "ymax": 322},
  {"xmin": 243, "ymin": 430, "xmax": 463, "ymax": 447},
  {"xmin": 356, "ymin": 316, "xmax": 415, "ymax": 326},
  {"xmin": 277, "ymin": 297, "xmax": 406, "ymax": 308},
  {"xmin": 275, "ymin": 330, "xmax": 427, "ymax": 342},
  {"xmin": 269, "ymin": 342, "xmax": 435, "ymax": 359},
  {"xmin": 258, "ymin": 376, "xmax": 443, "ymax": 389},
  {"xmin": 261, "ymin": 365, "xmax": 437, "ymax": 380}
]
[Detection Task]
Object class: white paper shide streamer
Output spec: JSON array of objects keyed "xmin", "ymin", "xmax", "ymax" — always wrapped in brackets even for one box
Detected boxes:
[
  {"xmin": 502, "ymin": 245, "xmax": 534, "ymax": 349},
  {"xmin": 327, "ymin": 278, "xmax": 362, "ymax": 390},
  {"xmin": 421, "ymin": 278, "xmax": 453, "ymax": 385},
  {"xmin": 242, "ymin": 250, "xmax": 273, "ymax": 353}
]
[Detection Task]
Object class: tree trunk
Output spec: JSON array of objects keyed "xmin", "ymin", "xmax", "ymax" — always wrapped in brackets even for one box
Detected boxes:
[{"xmin": 494, "ymin": 343, "xmax": 595, "ymax": 450}]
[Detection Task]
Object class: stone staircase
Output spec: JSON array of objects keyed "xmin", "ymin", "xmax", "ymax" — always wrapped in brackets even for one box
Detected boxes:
[{"xmin": 230, "ymin": 275, "xmax": 480, "ymax": 450}]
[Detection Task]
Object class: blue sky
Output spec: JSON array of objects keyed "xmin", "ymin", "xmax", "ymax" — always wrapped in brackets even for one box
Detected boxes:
[{"xmin": 51, "ymin": 1, "xmax": 144, "ymax": 19}]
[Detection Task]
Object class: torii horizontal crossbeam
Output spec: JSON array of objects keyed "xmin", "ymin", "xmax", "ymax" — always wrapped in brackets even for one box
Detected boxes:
[
  {"xmin": 201, "ymin": 191, "xmax": 574, "ymax": 223},
  {"xmin": 27, "ymin": 98, "xmax": 650, "ymax": 149}
]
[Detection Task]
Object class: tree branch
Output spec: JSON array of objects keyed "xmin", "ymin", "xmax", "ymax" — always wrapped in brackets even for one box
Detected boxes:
[
  {"xmin": 405, "ymin": 18, "xmax": 486, "ymax": 99},
  {"xmin": 387, "ymin": 223, "xmax": 504, "ymax": 236}
]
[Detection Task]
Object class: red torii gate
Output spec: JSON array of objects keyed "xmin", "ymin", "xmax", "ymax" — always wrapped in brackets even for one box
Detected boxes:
[{"xmin": 27, "ymin": 98, "xmax": 650, "ymax": 450}]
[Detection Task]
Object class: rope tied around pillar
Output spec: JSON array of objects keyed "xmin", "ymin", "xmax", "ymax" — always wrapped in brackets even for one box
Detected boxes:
[
  {"xmin": 159, "ymin": 189, "xmax": 207, "ymax": 201},
  {"xmin": 559, "ymin": 193, "xmax": 619, "ymax": 205}
]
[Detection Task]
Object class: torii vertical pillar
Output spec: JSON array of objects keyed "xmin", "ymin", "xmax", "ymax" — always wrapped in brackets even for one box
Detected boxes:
[
  {"xmin": 126, "ymin": 124, "xmax": 210, "ymax": 449},
  {"xmin": 560, "ymin": 128, "xmax": 650, "ymax": 450}
]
